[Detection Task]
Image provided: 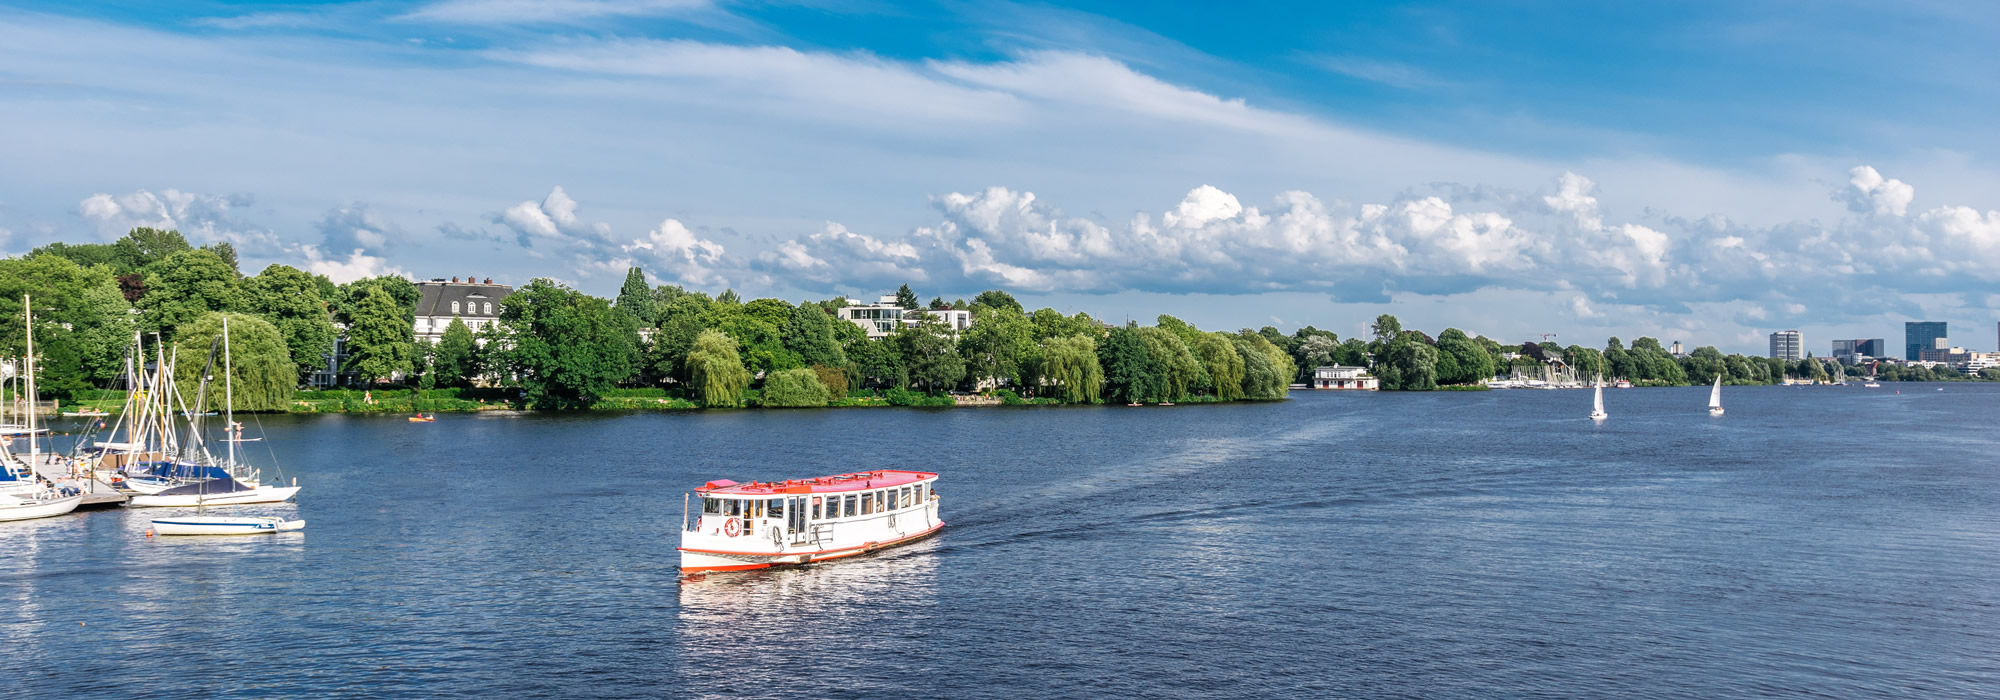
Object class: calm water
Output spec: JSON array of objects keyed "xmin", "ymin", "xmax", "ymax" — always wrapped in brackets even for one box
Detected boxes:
[{"xmin": 3, "ymin": 384, "xmax": 1998, "ymax": 698}]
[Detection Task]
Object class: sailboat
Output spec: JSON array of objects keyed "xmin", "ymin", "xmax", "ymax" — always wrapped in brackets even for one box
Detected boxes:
[
  {"xmin": 1589, "ymin": 375, "xmax": 1608, "ymax": 421},
  {"xmin": 0, "ymin": 294, "xmax": 83, "ymax": 521},
  {"xmin": 1708, "ymin": 374, "xmax": 1725, "ymax": 416},
  {"xmin": 129, "ymin": 317, "xmax": 301, "ymax": 508}
]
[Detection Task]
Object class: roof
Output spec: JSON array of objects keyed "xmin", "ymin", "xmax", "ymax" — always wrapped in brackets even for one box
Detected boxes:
[
  {"xmin": 416, "ymin": 280, "xmax": 513, "ymax": 319},
  {"xmin": 697, "ymin": 470, "xmax": 936, "ymax": 496}
]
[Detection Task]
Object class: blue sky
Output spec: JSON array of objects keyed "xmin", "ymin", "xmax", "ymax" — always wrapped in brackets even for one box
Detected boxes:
[{"xmin": 4, "ymin": 1, "xmax": 1999, "ymax": 354}]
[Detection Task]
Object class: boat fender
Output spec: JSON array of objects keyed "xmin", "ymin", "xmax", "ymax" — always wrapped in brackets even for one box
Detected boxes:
[
  {"xmin": 769, "ymin": 527, "xmax": 782, "ymax": 549},
  {"xmin": 723, "ymin": 519, "xmax": 740, "ymax": 537}
]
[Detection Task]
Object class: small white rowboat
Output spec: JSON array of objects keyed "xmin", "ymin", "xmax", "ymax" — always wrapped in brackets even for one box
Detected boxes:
[{"xmin": 151, "ymin": 516, "xmax": 305, "ymax": 536}]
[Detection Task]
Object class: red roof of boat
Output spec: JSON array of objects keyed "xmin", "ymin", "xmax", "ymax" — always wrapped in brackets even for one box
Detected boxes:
[{"xmin": 696, "ymin": 470, "xmax": 936, "ymax": 495}]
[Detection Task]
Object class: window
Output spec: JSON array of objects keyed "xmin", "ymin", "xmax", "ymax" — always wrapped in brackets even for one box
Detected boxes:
[
  {"xmin": 811, "ymin": 497, "xmax": 822, "ymax": 520},
  {"xmin": 861, "ymin": 492, "xmax": 874, "ymax": 515},
  {"xmin": 702, "ymin": 497, "xmax": 720, "ymax": 514},
  {"xmin": 901, "ymin": 487, "xmax": 911, "ymax": 508},
  {"xmin": 913, "ymin": 484, "xmax": 923, "ymax": 502},
  {"xmin": 725, "ymin": 499, "xmax": 741, "ymax": 516},
  {"xmin": 484, "ymin": 302, "xmax": 493, "ymax": 314},
  {"xmin": 451, "ymin": 301, "xmax": 460, "ymax": 313},
  {"xmin": 844, "ymin": 495, "xmax": 857, "ymax": 517},
  {"xmin": 768, "ymin": 499, "xmax": 784, "ymax": 519}
]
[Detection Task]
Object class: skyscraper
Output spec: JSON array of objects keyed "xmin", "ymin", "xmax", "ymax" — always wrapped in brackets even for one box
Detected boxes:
[
  {"xmin": 1906, "ymin": 321, "xmax": 1947, "ymax": 361},
  {"xmin": 1833, "ymin": 339, "xmax": 1888, "ymax": 364},
  {"xmin": 1770, "ymin": 330, "xmax": 1802, "ymax": 361}
]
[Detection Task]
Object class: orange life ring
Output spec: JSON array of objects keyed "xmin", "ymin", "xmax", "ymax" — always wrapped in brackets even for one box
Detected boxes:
[{"xmin": 723, "ymin": 519, "xmax": 741, "ymax": 537}]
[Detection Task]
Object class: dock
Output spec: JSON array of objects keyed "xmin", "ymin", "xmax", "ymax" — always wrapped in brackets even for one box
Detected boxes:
[{"xmin": 28, "ymin": 460, "xmax": 129, "ymax": 507}]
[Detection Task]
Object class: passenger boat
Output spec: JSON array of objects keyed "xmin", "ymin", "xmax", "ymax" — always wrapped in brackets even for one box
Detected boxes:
[{"xmin": 679, "ymin": 470, "xmax": 942, "ymax": 573}]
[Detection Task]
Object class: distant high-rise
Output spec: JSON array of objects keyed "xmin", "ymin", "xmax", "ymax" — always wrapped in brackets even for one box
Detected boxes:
[
  {"xmin": 1906, "ymin": 321, "xmax": 1947, "ymax": 361},
  {"xmin": 1770, "ymin": 330, "xmax": 1803, "ymax": 361},
  {"xmin": 1833, "ymin": 338, "xmax": 1887, "ymax": 364}
]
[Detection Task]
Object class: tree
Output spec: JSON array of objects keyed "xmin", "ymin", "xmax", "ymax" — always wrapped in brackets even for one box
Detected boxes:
[
  {"xmin": 1099, "ymin": 327, "xmax": 1162, "ymax": 404},
  {"xmin": 1042, "ymin": 334, "xmax": 1103, "ymax": 403},
  {"xmin": 759, "ymin": 368, "xmax": 832, "ymax": 407},
  {"xmin": 1434, "ymin": 328, "xmax": 1495, "ymax": 385},
  {"xmin": 646, "ymin": 294, "xmax": 710, "ymax": 384},
  {"xmin": 1332, "ymin": 338, "xmax": 1370, "ymax": 368},
  {"xmin": 719, "ymin": 298, "xmax": 799, "ymax": 375},
  {"xmin": 958, "ymin": 306, "xmax": 1032, "ymax": 391},
  {"xmin": 895, "ymin": 284, "xmax": 920, "ymax": 310},
  {"xmin": 1377, "ymin": 337, "xmax": 1439, "ymax": 391},
  {"xmin": 614, "ymin": 266, "xmax": 656, "ymax": 326},
  {"xmin": 1371, "ymin": 314, "xmax": 1402, "ymax": 343},
  {"xmin": 810, "ymin": 364, "xmax": 850, "ymax": 398},
  {"xmin": 137, "ymin": 248, "xmax": 243, "ymax": 341},
  {"xmin": 846, "ymin": 337, "xmax": 903, "ymax": 390},
  {"xmin": 342, "ymin": 286, "xmax": 416, "ymax": 384},
  {"xmin": 971, "ymin": 290, "xmax": 1022, "ymax": 315},
  {"xmin": 171, "ymin": 312, "xmax": 296, "ymax": 412},
  {"xmin": 1293, "ymin": 334, "xmax": 1339, "ymax": 376},
  {"xmin": 1195, "ymin": 333, "xmax": 1245, "ymax": 400},
  {"xmin": 686, "ymin": 329, "xmax": 751, "ymax": 407},
  {"xmin": 1235, "ymin": 334, "xmax": 1295, "ymax": 398},
  {"xmin": 432, "ymin": 317, "xmax": 480, "ymax": 388},
  {"xmin": 1138, "ymin": 326, "xmax": 1203, "ymax": 400},
  {"xmin": 0, "ymin": 255, "xmax": 135, "ymax": 397},
  {"xmin": 487, "ymin": 279, "xmax": 640, "ymax": 409},
  {"xmin": 896, "ymin": 317, "xmax": 964, "ymax": 391},
  {"xmin": 781, "ymin": 300, "xmax": 846, "ymax": 369},
  {"xmin": 1603, "ymin": 337, "xmax": 1635, "ymax": 380},
  {"xmin": 244, "ymin": 264, "xmax": 338, "ymax": 384}
]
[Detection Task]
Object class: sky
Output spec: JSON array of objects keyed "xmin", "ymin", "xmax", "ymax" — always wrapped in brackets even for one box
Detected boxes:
[{"xmin": 3, "ymin": 1, "xmax": 1999, "ymax": 355}]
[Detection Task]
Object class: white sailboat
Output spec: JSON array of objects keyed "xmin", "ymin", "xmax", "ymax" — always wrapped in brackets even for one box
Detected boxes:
[
  {"xmin": 1589, "ymin": 375, "xmax": 1608, "ymax": 421},
  {"xmin": 130, "ymin": 317, "xmax": 301, "ymax": 509},
  {"xmin": 0, "ymin": 295, "xmax": 82, "ymax": 521},
  {"xmin": 1708, "ymin": 374, "xmax": 1725, "ymax": 416}
]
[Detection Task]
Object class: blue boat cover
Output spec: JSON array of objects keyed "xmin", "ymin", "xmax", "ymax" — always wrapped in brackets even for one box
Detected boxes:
[
  {"xmin": 131, "ymin": 461, "xmax": 233, "ymax": 481},
  {"xmin": 153, "ymin": 475, "xmax": 254, "ymax": 496}
]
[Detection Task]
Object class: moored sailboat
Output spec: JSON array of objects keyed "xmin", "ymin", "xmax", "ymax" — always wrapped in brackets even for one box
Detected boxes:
[
  {"xmin": 679, "ymin": 470, "xmax": 942, "ymax": 573},
  {"xmin": 128, "ymin": 317, "xmax": 300, "ymax": 508},
  {"xmin": 0, "ymin": 294, "xmax": 82, "ymax": 521}
]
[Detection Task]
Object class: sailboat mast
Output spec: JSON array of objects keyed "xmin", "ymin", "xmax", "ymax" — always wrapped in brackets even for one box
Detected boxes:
[
  {"xmin": 24, "ymin": 294, "xmax": 37, "ymax": 468},
  {"xmin": 223, "ymin": 316, "xmax": 234, "ymax": 469}
]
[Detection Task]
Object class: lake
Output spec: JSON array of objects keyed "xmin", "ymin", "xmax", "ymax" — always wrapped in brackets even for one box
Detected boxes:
[{"xmin": 3, "ymin": 383, "xmax": 1997, "ymax": 697}]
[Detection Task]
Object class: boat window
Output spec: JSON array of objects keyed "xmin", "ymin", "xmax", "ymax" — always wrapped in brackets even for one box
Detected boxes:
[
  {"xmin": 725, "ymin": 499, "xmax": 741, "ymax": 516},
  {"xmin": 844, "ymin": 494, "xmax": 857, "ymax": 517},
  {"xmin": 811, "ymin": 496, "xmax": 822, "ymax": 520},
  {"xmin": 878, "ymin": 490, "xmax": 888, "ymax": 511},
  {"xmin": 861, "ymin": 492, "xmax": 874, "ymax": 515},
  {"xmin": 768, "ymin": 498, "xmax": 783, "ymax": 519},
  {"xmin": 900, "ymin": 487, "xmax": 911, "ymax": 508},
  {"xmin": 702, "ymin": 497, "xmax": 720, "ymax": 514},
  {"xmin": 913, "ymin": 483, "xmax": 924, "ymax": 502}
]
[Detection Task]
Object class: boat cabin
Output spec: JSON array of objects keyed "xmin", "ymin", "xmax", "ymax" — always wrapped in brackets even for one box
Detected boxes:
[{"xmin": 690, "ymin": 470, "xmax": 937, "ymax": 544}]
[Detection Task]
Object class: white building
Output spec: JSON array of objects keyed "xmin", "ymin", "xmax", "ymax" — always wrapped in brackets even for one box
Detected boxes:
[
  {"xmin": 836, "ymin": 295, "xmax": 972, "ymax": 338},
  {"xmin": 415, "ymin": 277, "xmax": 512, "ymax": 345},
  {"xmin": 1311, "ymin": 365, "xmax": 1379, "ymax": 390},
  {"xmin": 1769, "ymin": 330, "xmax": 1802, "ymax": 361}
]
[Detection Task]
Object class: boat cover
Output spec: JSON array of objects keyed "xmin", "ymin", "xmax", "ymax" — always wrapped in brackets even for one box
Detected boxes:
[
  {"xmin": 153, "ymin": 476, "xmax": 254, "ymax": 496},
  {"xmin": 128, "ymin": 461, "xmax": 233, "ymax": 481}
]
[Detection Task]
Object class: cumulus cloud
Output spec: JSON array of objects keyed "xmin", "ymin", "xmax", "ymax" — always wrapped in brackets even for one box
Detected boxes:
[
  {"xmin": 1839, "ymin": 165, "xmax": 1914, "ymax": 217},
  {"xmin": 623, "ymin": 217, "xmax": 727, "ymax": 287},
  {"xmin": 299, "ymin": 246, "xmax": 407, "ymax": 284},
  {"xmin": 75, "ymin": 188, "xmax": 287, "ymax": 256},
  {"xmin": 495, "ymin": 186, "xmax": 612, "ymax": 248},
  {"xmin": 316, "ymin": 204, "xmax": 399, "ymax": 255}
]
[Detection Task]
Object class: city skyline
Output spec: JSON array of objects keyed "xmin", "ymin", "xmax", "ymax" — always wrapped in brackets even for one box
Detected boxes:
[{"xmin": 4, "ymin": 2, "xmax": 2000, "ymax": 356}]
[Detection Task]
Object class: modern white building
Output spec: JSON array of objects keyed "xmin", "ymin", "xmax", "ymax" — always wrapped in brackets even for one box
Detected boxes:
[
  {"xmin": 1769, "ymin": 330, "xmax": 1802, "ymax": 361},
  {"xmin": 415, "ymin": 277, "xmax": 512, "ymax": 345},
  {"xmin": 1311, "ymin": 365, "xmax": 1379, "ymax": 390},
  {"xmin": 836, "ymin": 295, "xmax": 972, "ymax": 338}
]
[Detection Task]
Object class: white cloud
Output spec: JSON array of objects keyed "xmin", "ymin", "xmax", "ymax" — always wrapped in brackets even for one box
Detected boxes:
[
  {"xmin": 300, "ymin": 246, "xmax": 407, "ymax": 284},
  {"xmin": 495, "ymin": 186, "xmax": 611, "ymax": 246},
  {"xmin": 1840, "ymin": 165, "xmax": 1915, "ymax": 217},
  {"xmin": 623, "ymin": 217, "xmax": 727, "ymax": 287}
]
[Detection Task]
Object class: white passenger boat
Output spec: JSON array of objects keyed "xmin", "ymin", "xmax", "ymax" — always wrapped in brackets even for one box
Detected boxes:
[
  {"xmin": 679, "ymin": 470, "xmax": 942, "ymax": 573},
  {"xmin": 151, "ymin": 515, "xmax": 304, "ymax": 536}
]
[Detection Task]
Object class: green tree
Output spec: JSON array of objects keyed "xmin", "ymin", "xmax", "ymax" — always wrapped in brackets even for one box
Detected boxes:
[
  {"xmin": 614, "ymin": 266, "xmax": 657, "ymax": 326},
  {"xmin": 431, "ymin": 317, "xmax": 480, "ymax": 388},
  {"xmin": 846, "ymin": 337, "xmax": 904, "ymax": 390},
  {"xmin": 896, "ymin": 317, "xmax": 964, "ymax": 391},
  {"xmin": 1235, "ymin": 334, "xmax": 1295, "ymax": 398},
  {"xmin": 1332, "ymin": 338, "xmax": 1370, "ymax": 368},
  {"xmin": 895, "ymin": 284, "xmax": 920, "ymax": 310},
  {"xmin": 1377, "ymin": 336, "xmax": 1439, "ymax": 391},
  {"xmin": 781, "ymin": 300, "xmax": 846, "ymax": 369},
  {"xmin": 971, "ymin": 289, "xmax": 1022, "ymax": 315},
  {"xmin": 487, "ymin": 279, "xmax": 640, "ymax": 409},
  {"xmin": 244, "ymin": 264, "xmax": 338, "ymax": 384},
  {"xmin": 0, "ymin": 255, "xmax": 135, "ymax": 397},
  {"xmin": 958, "ymin": 306, "xmax": 1032, "ymax": 392},
  {"xmin": 1042, "ymin": 334, "xmax": 1103, "ymax": 403},
  {"xmin": 1434, "ymin": 328, "xmax": 1494, "ymax": 385},
  {"xmin": 137, "ymin": 249, "xmax": 243, "ymax": 341},
  {"xmin": 1603, "ymin": 337, "xmax": 1635, "ymax": 380},
  {"xmin": 1293, "ymin": 333, "xmax": 1339, "ymax": 379},
  {"xmin": 334, "ymin": 275, "xmax": 419, "ymax": 327},
  {"xmin": 1138, "ymin": 326, "xmax": 1203, "ymax": 400},
  {"xmin": 1195, "ymin": 333, "xmax": 1245, "ymax": 400},
  {"xmin": 1099, "ymin": 326, "xmax": 1162, "ymax": 403},
  {"xmin": 686, "ymin": 329, "xmax": 751, "ymax": 407},
  {"xmin": 342, "ymin": 286, "xmax": 416, "ymax": 384},
  {"xmin": 646, "ymin": 294, "xmax": 710, "ymax": 384},
  {"xmin": 759, "ymin": 368, "xmax": 832, "ymax": 407},
  {"xmin": 171, "ymin": 312, "xmax": 296, "ymax": 412}
]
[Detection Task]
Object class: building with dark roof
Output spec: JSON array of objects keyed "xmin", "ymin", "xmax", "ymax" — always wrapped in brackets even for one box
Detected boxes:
[{"xmin": 416, "ymin": 276, "xmax": 512, "ymax": 345}]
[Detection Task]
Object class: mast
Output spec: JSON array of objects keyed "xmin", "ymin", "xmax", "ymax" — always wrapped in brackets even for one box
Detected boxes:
[
  {"xmin": 24, "ymin": 295, "xmax": 37, "ymax": 469},
  {"xmin": 223, "ymin": 315, "xmax": 234, "ymax": 470}
]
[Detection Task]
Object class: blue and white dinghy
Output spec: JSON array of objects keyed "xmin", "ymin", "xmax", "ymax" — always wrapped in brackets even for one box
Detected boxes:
[{"xmin": 151, "ymin": 515, "xmax": 304, "ymax": 536}]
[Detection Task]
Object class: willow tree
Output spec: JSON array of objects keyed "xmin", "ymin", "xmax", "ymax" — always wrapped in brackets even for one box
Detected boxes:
[
  {"xmin": 760, "ymin": 368, "xmax": 832, "ymax": 408},
  {"xmin": 686, "ymin": 329, "xmax": 751, "ymax": 407},
  {"xmin": 1195, "ymin": 333, "xmax": 1245, "ymax": 400},
  {"xmin": 172, "ymin": 312, "xmax": 295, "ymax": 412},
  {"xmin": 1042, "ymin": 334, "xmax": 1102, "ymax": 403},
  {"xmin": 1138, "ymin": 326, "xmax": 1204, "ymax": 401}
]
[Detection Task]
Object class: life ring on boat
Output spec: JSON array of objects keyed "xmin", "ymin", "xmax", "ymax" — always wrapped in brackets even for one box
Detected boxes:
[{"xmin": 723, "ymin": 519, "xmax": 740, "ymax": 537}]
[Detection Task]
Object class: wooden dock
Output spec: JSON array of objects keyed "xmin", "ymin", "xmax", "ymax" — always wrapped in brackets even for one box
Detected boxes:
[{"xmin": 29, "ymin": 461, "xmax": 129, "ymax": 507}]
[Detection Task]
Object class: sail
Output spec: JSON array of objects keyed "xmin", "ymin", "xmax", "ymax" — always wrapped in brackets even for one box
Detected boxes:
[
  {"xmin": 1708, "ymin": 375, "xmax": 1723, "ymax": 409},
  {"xmin": 1593, "ymin": 384, "xmax": 1605, "ymax": 415}
]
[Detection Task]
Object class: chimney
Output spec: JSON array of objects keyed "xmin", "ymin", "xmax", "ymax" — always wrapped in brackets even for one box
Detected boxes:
[{"xmin": 484, "ymin": 277, "xmax": 493, "ymax": 284}]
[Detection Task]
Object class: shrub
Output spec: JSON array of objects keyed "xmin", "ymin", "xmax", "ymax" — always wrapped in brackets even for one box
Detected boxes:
[
  {"xmin": 760, "ymin": 369, "xmax": 832, "ymax": 408},
  {"xmin": 810, "ymin": 364, "xmax": 849, "ymax": 398}
]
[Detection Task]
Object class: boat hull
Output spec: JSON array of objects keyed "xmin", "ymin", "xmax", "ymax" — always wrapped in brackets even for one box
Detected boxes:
[
  {"xmin": 679, "ymin": 521, "xmax": 944, "ymax": 573},
  {"xmin": 151, "ymin": 516, "xmax": 304, "ymax": 535},
  {"xmin": 129, "ymin": 485, "xmax": 301, "ymax": 508},
  {"xmin": 0, "ymin": 494, "xmax": 82, "ymax": 522}
]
